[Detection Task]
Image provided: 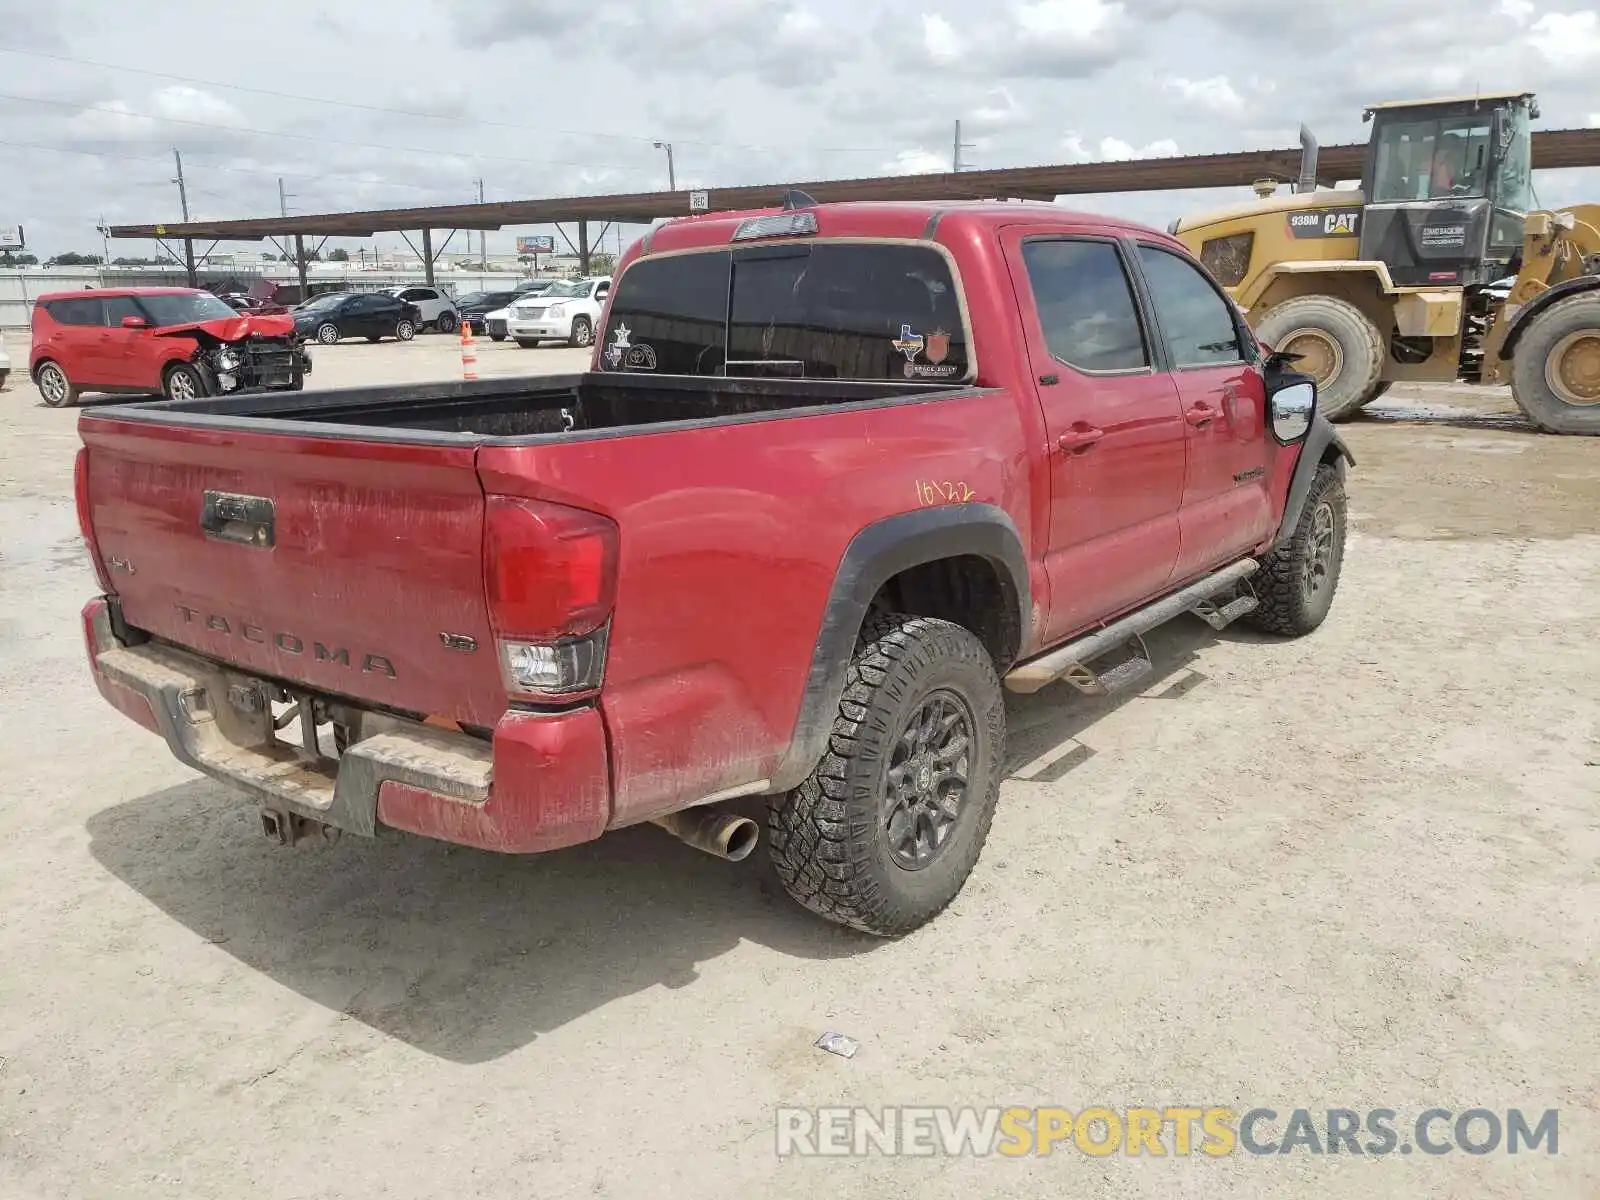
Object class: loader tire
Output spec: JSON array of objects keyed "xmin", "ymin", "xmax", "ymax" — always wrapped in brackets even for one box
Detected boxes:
[
  {"xmin": 1509, "ymin": 292, "xmax": 1600, "ymax": 435},
  {"xmin": 1256, "ymin": 296, "xmax": 1385, "ymax": 423},
  {"xmin": 767, "ymin": 613, "xmax": 1004, "ymax": 938},
  {"xmin": 1243, "ymin": 463, "xmax": 1346, "ymax": 637}
]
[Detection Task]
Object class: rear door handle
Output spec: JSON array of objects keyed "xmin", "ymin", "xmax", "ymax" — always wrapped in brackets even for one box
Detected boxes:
[
  {"xmin": 1057, "ymin": 424, "xmax": 1105, "ymax": 453},
  {"xmin": 1185, "ymin": 403, "xmax": 1216, "ymax": 427}
]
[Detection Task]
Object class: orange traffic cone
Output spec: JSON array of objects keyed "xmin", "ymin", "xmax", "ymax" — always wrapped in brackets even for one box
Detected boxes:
[{"xmin": 459, "ymin": 317, "xmax": 478, "ymax": 381}]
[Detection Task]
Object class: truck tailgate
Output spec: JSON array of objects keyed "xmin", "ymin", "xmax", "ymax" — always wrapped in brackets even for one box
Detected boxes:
[{"xmin": 79, "ymin": 416, "xmax": 507, "ymax": 728}]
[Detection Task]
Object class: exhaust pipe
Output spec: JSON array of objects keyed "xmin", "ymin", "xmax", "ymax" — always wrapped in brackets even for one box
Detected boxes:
[
  {"xmin": 1297, "ymin": 125, "xmax": 1319, "ymax": 194},
  {"xmin": 651, "ymin": 808, "xmax": 760, "ymax": 861}
]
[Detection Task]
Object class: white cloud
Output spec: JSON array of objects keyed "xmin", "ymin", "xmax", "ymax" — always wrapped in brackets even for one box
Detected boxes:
[
  {"xmin": 150, "ymin": 86, "xmax": 246, "ymax": 127},
  {"xmin": 922, "ymin": 13, "xmax": 960, "ymax": 63},
  {"xmin": 969, "ymin": 87, "xmax": 1027, "ymax": 131},
  {"xmin": 1165, "ymin": 75, "xmax": 1244, "ymax": 115},
  {"xmin": 1016, "ymin": 0, "xmax": 1119, "ymax": 39},
  {"xmin": 1527, "ymin": 11, "xmax": 1600, "ymax": 69},
  {"xmin": 883, "ymin": 149, "xmax": 951, "ymax": 174},
  {"xmin": 1498, "ymin": 0, "xmax": 1533, "ymax": 21},
  {"xmin": 1062, "ymin": 133, "xmax": 1179, "ymax": 161}
]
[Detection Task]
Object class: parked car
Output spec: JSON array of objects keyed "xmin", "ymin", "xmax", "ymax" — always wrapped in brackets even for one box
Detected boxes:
[
  {"xmin": 506, "ymin": 276, "xmax": 611, "ymax": 348},
  {"xmin": 219, "ymin": 293, "xmax": 290, "ymax": 316},
  {"xmin": 29, "ymin": 287, "xmax": 309, "ymax": 407},
  {"xmin": 292, "ymin": 292, "xmax": 420, "ymax": 345},
  {"xmin": 385, "ymin": 285, "xmax": 458, "ymax": 332},
  {"xmin": 74, "ymin": 200, "xmax": 1349, "ymax": 936},
  {"xmin": 454, "ymin": 289, "xmax": 522, "ymax": 339},
  {"xmin": 0, "ymin": 338, "xmax": 9, "ymax": 389}
]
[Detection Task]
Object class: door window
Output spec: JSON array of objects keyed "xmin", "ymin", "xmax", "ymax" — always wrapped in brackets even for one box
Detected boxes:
[
  {"xmin": 1135, "ymin": 245, "xmax": 1245, "ymax": 367},
  {"xmin": 103, "ymin": 296, "xmax": 143, "ymax": 326},
  {"xmin": 1019, "ymin": 239, "xmax": 1148, "ymax": 372},
  {"xmin": 46, "ymin": 297, "xmax": 104, "ymax": 326}
]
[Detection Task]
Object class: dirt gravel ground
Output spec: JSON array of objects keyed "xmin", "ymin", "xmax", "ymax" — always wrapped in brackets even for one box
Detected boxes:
[{"xmin": 0, "ymin": 330, "xmax": 1596, "ymax": 1199}]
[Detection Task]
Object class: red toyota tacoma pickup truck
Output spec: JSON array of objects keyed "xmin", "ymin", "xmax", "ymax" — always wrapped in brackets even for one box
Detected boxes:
[{"xmin": 75, "ymin": 199, "xmax": 1352, "ymax": 936}]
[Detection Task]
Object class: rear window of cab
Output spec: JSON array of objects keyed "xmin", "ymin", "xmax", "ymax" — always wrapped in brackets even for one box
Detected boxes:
[{"xmin": 598, "ymin": 241, "xmax": 970, "ymax": 382}]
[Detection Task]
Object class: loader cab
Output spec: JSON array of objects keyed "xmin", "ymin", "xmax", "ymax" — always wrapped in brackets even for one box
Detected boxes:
[{"xmin": 1359, "ymin": 92, "xmax": 1537, "ymax": 288}]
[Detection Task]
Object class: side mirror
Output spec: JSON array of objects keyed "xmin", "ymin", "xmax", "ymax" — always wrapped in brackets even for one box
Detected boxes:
[
  {"xmin": 1269, "ymin": 380, "xmax": 1316, "ymax": 444},
  {"xmin": 121, "ymin": 315, "xmax": 148, "ymax": 329}
]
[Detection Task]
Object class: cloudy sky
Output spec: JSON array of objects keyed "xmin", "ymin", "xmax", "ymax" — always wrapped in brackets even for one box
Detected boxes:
[{"xmin": 1, "ymin": 0, "xmax": 1598, "ymax": 260}]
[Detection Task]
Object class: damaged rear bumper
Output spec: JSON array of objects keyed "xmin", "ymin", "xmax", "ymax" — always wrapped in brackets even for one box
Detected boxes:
[{"xmin": 82, "ymin": 597, "xmax": 610, "ymax": 854}]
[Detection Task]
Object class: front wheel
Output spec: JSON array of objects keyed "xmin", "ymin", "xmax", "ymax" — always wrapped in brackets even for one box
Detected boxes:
[
  {"xmin": 36, "ymin": 361, "xmax": 78, "ymax": 408},
  {"xmin": 316, "ymin": 323, "xmax": 341, "ymax": 345},
  {"xmin": 1510, "ymin": 293, "xmax": 1600, "ymax": 435},
  {"xmin": 569, "ymin": 315, "xmax": 594, "ymax": 348},
  {"xmin": 514, "ymin": 338, "xmax": 538, "ymax": 349},
  {"xmin": 162, "ymin": 362, "xmax": 207, "ymax": 402},
  {"xmin": 395, "ymin": 319, "xmax": 416, "ymax": 342},
  {"xmin": 1243, "ymin": 462, "xmax": 1347, "ymax": 636},
  {"xmin": 767, "ymin": 614, "xmax": 1005, "ymax": 937},
  {"xmin": 436, "ymin": 311, "xmax": 457, "ymax": 334}
]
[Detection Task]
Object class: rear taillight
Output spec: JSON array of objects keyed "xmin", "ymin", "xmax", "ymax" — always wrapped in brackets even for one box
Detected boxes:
[
  {"xmin": 484, "ymin": 496, "xmax": 619, "ymax": 699},
  {"xmin": 75, "ymin": 448, "xmax": 113, "ymax": 593}
]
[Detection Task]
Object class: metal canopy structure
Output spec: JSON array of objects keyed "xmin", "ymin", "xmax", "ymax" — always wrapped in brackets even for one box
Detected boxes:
[{"xmin": 106, "ymin": 126, "xmax": 1600, "ymax": 286}]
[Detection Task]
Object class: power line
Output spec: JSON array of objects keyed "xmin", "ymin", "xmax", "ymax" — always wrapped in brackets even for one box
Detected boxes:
[
  {"xmin": 0, "ymin": 134, "xmax": 451, "ymax": 191},
  {"xmin": 0, "ymin": 44, "xmax": 901, "ymax": 157},
  {"xmin": 0, "ymin": 89, "xmax": 643, "ymax": 171}
]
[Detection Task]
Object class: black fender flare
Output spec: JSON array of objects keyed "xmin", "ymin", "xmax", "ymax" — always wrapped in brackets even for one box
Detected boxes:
[
  {"xmin": 1499, "ymin": 274, "xmax": 1600, "ymax": 360},
  {"xmin": 768, "ymin": 503, "xmax": 1030, "ymax": 793},
  {"xmin": 1271, "ymin": 414, "xmax": 1355, "ymax": 552}
]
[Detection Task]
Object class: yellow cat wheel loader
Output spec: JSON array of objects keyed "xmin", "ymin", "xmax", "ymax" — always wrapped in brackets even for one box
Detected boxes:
[{"xmin": 1171, "ymin": 92, "xmax": 1600, "ymax": 434}]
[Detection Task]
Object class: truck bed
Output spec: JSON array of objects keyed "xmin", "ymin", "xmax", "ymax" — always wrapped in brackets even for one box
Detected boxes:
[{"xmin": 105, "ymin": 372, "xmax": 962, "ymax": 441}]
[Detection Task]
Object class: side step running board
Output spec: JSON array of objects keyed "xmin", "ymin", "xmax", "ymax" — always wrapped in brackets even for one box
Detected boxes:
[{"xmin": 1004, "ymin": 559, "xmax": 1259, "ymax": 696}]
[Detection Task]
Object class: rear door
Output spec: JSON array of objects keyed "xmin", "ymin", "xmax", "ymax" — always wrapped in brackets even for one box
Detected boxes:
[
  {"xmin": 79, "ymin": 418, "xmax": 507, "ymax": 726},
  {"xmin": 46, "ymin": 297, "xmax": 110, "ymax": 385},
  {"xmin": 1131, "ymin": 242, "xmax": 1272, "ymax": 581},
  {"xmin": 1001, "ymin": 230, "xmax": 1188, "ymax": 643}
]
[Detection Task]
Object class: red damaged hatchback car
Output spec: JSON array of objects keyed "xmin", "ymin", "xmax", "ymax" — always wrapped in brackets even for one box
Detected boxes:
[{"xmin": 30, "ymin": 287, "xmax": 311, "ymax": 407}]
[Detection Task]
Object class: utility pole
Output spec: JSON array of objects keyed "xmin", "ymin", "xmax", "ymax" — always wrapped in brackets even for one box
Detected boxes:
[
  {"xmin": 278, "ymin": 177, "xmax": 293, "ymax": 218},
  {"xmin": 172, "ymin": 148, "xmax": 191, "ymax": 220},
  {"xmin": 477, "ymin": 178, "xmax": 486, "ymax": 268},
  {"xmin": 952, "ymin": 120, "xmax": 976, "ymax": 173},
  {"xmin": 172, "ymin": 148, "xmax": 195, "ymax": 285},
  {"xmin": 653, "ymin": 141, "xmax": 676, "ymax": 191}
]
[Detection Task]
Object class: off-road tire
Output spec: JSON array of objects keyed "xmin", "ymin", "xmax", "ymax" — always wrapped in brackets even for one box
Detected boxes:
[
  {"xmin": 162, "ymin": 362, "xmax": 207, "ymax": 402},
  {"xmin": 767, "ymin": 613, "xmax": 1005, "ymax": 937},
  {"xmin": 1358, "ymin": 380, "xmax": 1392, "ymax": 409},
  {"xmin": 1256, "ymin": 295, "xmax": 1385, "ymax": 423},
  {"xmin": 569, "ymin": 315, "xmax": 594, "ymax": 348},
  {"xmin": 35, "ymin": 360, "xmax": 78, "ymax": 408},
  {"xmin": 1244, "ymin": 463, "xmax": 1346, "ymax": 636},
  {"xmin": 436, "ymin": 311, "xmax": 457, "ymax": 334},
  {"xmin": 1509, "ymin": 292, "xmax": 1600, "ymax": 435}
]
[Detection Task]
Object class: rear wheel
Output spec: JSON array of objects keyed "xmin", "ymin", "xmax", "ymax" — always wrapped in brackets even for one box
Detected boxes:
[
  {"xmin": 162, "ymin": 362, "xmax": 207, "ymax": 402},
  {"xmin": 396, "ymin": 319, "xmax": 416, "ymax": 342},
  {"xmin": 35, "ymin": 361, "xmax": 77, "ymax": 408},
  {"xmin": 1255, "ymin": 296, "xmax": 1385, "ymax": 423},
  {"xmin": 514, "ymin": 338, "xmax": 538, "ymax": 349},
  {"xmin": 1510, "ymin": 293, "xmax": 1600, "ymax": 435},
  {"xmin": 436, "ymin": 311, "xmax": 457, "ymax": 334},
  {"xmin": 767, "ymin": 614, "xmax": 1005, "ymax": 937},
  {"xmin": 316, "ymin": 322, "xmax": 341, "ymax": 345},
  {"xmin": 489, "ymin": 331, "xmax": 507, "ymax": 343},
  {"xmin": 569, "ymin": 315, "xmax": 594, "ymax": 348}
]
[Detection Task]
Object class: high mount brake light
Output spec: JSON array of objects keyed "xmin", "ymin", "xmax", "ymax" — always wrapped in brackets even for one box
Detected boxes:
[
  {"xmin": 731, "ymin": 212, "xmax": 819, "ymax": 241},
  {"xmin": 484, "ymin": 496, "xmax": 619, "ymax": 699}
]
